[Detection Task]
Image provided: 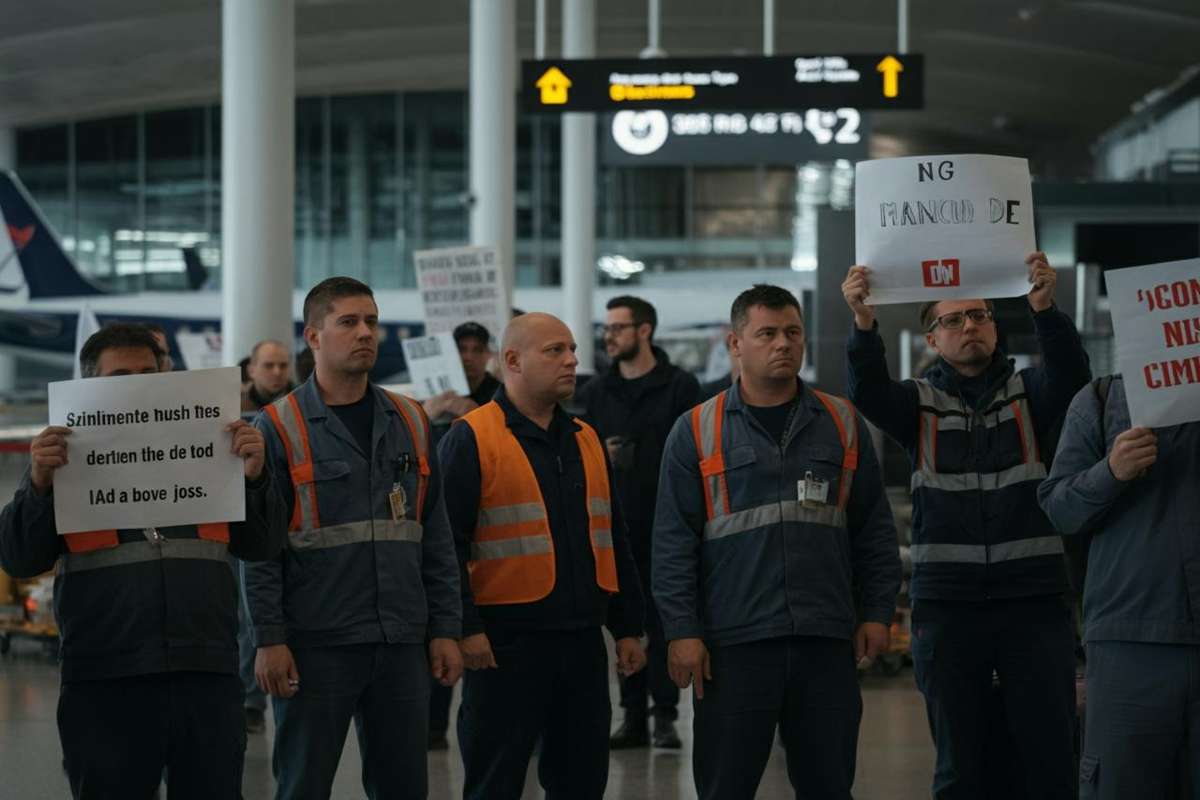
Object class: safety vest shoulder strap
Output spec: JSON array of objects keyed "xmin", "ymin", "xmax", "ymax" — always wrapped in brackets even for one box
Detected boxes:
[
  {"xmin": 265, "ymin": 391, "xmax": 318, "ymax": 531},
  {"xmin": 811, "ymin": 390, "xmax": 859, "ymax": 511},
  {"xmin": 690, "ymin": 392, "xmax": 729, "ymax": 521},
  {"xmin": 384, "ymin": 389, "xmax": 432, "ymax": 520}
]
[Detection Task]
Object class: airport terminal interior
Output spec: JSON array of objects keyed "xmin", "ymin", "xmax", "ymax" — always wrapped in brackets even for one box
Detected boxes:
[{"xmin": 2, "ymin": 1, "xmax": 1200, "ymax": 798}]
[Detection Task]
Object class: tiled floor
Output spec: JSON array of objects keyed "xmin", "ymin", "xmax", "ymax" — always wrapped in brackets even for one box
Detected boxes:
[{"xmin": 0, "ymin": 637, "xmax": 934, "ymax": 799}]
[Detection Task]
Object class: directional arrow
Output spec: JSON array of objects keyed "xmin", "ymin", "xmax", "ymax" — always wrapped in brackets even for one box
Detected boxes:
[{"xmin": 876, "ymin": 55, "xmax": 904, "ymax": 99}]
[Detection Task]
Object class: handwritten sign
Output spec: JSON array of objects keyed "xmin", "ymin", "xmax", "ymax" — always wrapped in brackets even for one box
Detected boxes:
[
  {"xmin": 400, "ymin": 333, "xmax": 470, "ymax": 401},
  {"xmin": 855, "ymin": 154, "xmax": 1036, "ymax": 305},
  {"xmin": 1106, "ymin": 259, "xmax": 1200, "ymax": 428},
  {"xmin": 414, "ymin": 245, "xmax": 508, "ymax": 347},
  {"xmin": 47, "ymin": 367, "xmax": 245, "ymax": 534}
]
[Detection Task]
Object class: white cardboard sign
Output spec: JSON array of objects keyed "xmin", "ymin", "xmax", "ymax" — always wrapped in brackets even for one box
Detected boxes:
[
  {"xmin": 414, "ymin": 245, "xmax": 508, "ymax": 346},
  {"xmin": 855, "ymin": 154, "xmax": 1036, "ymax": 305},
  {"xmin": 400, "ymin": 333, "xmax": 470, "ymax": 401},
  {"xmin": 1106, "ymin": 258, "xmax": 1200, "ymax": 428},
  {"xmin": 174, "ymin": 331, "xmax": 224, "ymax": 371},
  {"xmin": 47, "ymin": 367, "xmax": 246, "ymax": 534}
]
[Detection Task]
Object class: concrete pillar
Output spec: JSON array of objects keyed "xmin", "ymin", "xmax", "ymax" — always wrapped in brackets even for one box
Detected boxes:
[
  {"xmin": 221, "ymin": 0, "xmax": 295, "ymax": 365},
  {"xmin": 0, "ymin": 127, "xmax": 18, "ymax": 392},
  {"xmin": 562, "ymin": 0, "xmax": 596, "ymax": 372},
  {"xmin": 469, "ymin": 0, "xmax": 516, "ymax": 318}
]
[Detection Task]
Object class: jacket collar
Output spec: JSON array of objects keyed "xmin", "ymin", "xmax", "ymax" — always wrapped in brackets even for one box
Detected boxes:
[
  {"xmin": 923, "ymin": 350, "xmax": 1015, "ymax": 409},
  {"xmin": 603, "ymin": 345, "xmax": 674, "ymax": 389},
  {"xmin": 724, "ymin": 377, "xmax": 827, "ymax": 443},
  {"xmin": 293, "ymin": 375, "xmax": 398, "ymax": 458},
  {"xmin": 493, "ymin": 384, "xmax": 581, "ymax": 438}
]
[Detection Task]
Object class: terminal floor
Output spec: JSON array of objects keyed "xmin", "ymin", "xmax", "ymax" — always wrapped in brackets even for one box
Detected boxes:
[{"xmin": 0, "ymin": 640, "xmax": 934, "ymax": 799}]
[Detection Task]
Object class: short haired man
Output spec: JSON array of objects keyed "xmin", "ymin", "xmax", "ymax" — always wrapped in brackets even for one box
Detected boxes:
[
  {"xmin": 242, "ymin": 339, "xmax": 294, "ymax": 413},
  {"xmin": 244, "ymin": 277, "xmax": 463, "ymax": 799},
  {"xmin": 1039, "ymin": 376, "xmax": 1199, "ymax": 800},
  {"xmin": 655, "ymin": 285, "xmax": 901, "ymax": 798},
  {"xmin": 576, "ymin": 295, "xmax": 699, "ymax": 749},
  {"xmin": 0, "ymin": 323, "xmax": 286, "ymax": 799},
  {"xmin": 439, "ymin": 312, "xmax": 646, "ymax": 799},
  {"xmin": 842, "ymin": 255, "xmax": 1092, "ymax": 798},
  {"xmin": 142, "ymin": 322, "xmax": 174, "ymax": 371}
]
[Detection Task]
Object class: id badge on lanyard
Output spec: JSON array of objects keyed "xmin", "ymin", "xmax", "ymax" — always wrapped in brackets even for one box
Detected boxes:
[{"xmin": 798, "ymin": 469, "xmax": 829, "ymax": 508}]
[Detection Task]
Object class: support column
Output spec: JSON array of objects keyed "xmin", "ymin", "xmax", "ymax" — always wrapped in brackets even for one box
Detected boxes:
[
  {"xmin": 562, "ymin": 0, "xmax": 596, "ymax": 372},
  {"xmin": 221, "ymin": 0, "xmax": 295, "ymax": 364},
  {"xmin": 0, "ymin": 127, "xmax": 18, "ymax": 392},
  {"xmin": 469, "ymin": 0, "xmax": 517, "ymax": 321}
]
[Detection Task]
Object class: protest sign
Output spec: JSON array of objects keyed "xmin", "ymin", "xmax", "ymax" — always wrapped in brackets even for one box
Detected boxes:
[
  {"xmin": 175, "ymin": 331, "xmax": 224, "ymax": 371},
  {"xmin": 400, "ymin": 333, "xmax": 470, "ymax": 401},
  {"xmin": 414, "ymin": 245, "xmax": 508, "ymax": 345},
  {"xmin": 1106, "ymin": 258, "xmax": 1200, "ymax": 428},
  {"xmin": 47, "ymin": 367, "xmax": 245, "ymax": 534},
  {"xmin": 855, "ymin": 154, "xmax": 1036, "ymax": 305}
]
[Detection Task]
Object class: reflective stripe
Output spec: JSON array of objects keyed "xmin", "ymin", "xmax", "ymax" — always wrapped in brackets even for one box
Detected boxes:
[
  {"xmin": 472, "ymin": 535, "xmax": 554, "ymax": 561},
  {"xmin": 477, "ymin": 502, "xmax": 547, "ymax": 528},
  {"xmin": 592, "ymin": 529, "xmax": 614, "ymax": 548},
  {"xmin": 702, "ymin": 500, "xmax": 847, "ymax": 541},
  {"xmin": 812, "ymin": 391, "xmax": 858, "ymax": 510},
  {"xmin": 917, "ymin": 413, "xmax": 938, "ymax": 473},
  {"xmin": 387, "ymin": 392, "xmax": 428, "ymax": 457},
  {"xmin": 588, "ymin": 498, "xmax": 612, "ymax": 517},
  {"xmin": 911, "ymin": 461, "xmax": 1047, "ymax": 492},
  {"xmin": 269, "ymin": 393, "xmax": 320, "ymax": 532},
  {"xmin": 910, "ymin": 536, "xmax": 1065, "ymax": 565},
  {"xmin": 288, "ymin": 519, "xmax": 423, "ymax": 551},
  {"xmin": 59, "ymin": 538, "xmax": 230, "ymax": 574},
  {"xmin": 694, "ymin": 394, "xmax": 728, "ymax": 519},
  {"xmin": 915, "ymin": 375, "xmax": 1026, "ymax": 416},
  {"xmin": 932, "ymin": 404, "xmax": 1017, "ymax": 431}
]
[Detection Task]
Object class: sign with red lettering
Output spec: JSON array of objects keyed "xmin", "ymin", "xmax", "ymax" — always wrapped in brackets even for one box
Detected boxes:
[
  {"xmin": 854, "ymin": 154, "xmax": 1036, "ymax": 305},
  {"xmin": 1106, "ymin": 258, "xmax": 1200, "ymax": 427}
]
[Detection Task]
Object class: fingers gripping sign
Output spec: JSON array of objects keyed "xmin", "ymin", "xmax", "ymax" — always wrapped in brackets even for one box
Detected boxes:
[{"xmin": 30, "ymin": 426, "xmax": 73, "ymax": 494}]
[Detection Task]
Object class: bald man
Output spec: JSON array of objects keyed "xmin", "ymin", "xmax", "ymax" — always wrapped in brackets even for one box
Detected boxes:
[
  {"xmin": 438, "ymin": 313, "xmax": 646, "ymax": 800},
  {"xmin": 241, "ymin": 340, "xmax": 293, "ymax": 414}
]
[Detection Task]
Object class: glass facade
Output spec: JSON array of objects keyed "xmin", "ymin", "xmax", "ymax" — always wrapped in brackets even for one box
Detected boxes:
[{"xmin": 16, "ymin": 91, "xmax": 851, "ymax": 291}]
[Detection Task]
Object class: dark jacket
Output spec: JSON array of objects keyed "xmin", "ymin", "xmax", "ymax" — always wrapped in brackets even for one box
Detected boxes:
[
  {"xmin": 437, "ymin": 385, "xmax": 645, "ymax": 640},
  {"xmin": 1039, "ymin": 377, "xmax": 1200, "ymax": 645},
  {"xmin": 244, "ymin": 377, "xmax": 462, "ymax": 650},
  {"xmin": 576, "ymin": 347, "xmax": 699, "ymax": 541},
  {"xmin": 846, "ymin": 306, "xmax": 1091, "ymax": 601},
  {"xmin": 0, "ymin": 469, "xmax": 285, "ymax": 682},
  {"xmin": 653, "ymin": 380, "xmax": 901, "ymax": 647}
]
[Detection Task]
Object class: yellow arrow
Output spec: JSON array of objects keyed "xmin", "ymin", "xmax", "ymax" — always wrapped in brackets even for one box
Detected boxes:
[{"xmin": 876, "ymin": 55, "xmax": 904, "ymax": 99}]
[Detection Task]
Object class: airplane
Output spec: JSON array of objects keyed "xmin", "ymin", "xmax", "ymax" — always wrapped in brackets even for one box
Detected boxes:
[{"xmin": 0, "ymin": 169, "xmax": 736, "ymax": 381}]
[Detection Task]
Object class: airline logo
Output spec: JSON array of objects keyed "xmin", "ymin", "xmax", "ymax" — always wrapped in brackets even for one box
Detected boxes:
[
  {"xmin": 7, "ymin": 224, "xmax": 33, "ymax": 251},
  {"xmin": 921, "ymin": 258, "xmax": 960, "ymax": 287}
]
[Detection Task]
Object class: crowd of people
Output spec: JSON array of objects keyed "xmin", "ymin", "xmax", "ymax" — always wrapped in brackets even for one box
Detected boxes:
[{"xmin": 0, "ymin": 254, "xmax": 1190, "ymax": 800}]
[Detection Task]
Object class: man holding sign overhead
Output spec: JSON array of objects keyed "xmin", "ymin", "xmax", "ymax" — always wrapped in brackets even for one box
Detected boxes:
[
  {"xmin": 844, "ymin": 169, "xmax": 1092, "ymax": 798},
  {"xmin": 0, "ymin": 323, "xmax": 287, "ymax": 800}
]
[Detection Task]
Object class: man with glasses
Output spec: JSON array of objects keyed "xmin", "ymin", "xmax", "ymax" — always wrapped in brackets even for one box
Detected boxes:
[
  {"xmin": 842, "ymin": 253, "xmax": 1091, "ymax": 799},
  {"xmin": 576, "ymin": 296, "xmax": 699, "ymax": 749}
]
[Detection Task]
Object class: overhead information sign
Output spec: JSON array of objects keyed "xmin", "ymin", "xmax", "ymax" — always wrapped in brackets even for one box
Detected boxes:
[
  {"xmin": 523, "ymin": 54, "xmax": 923, "ymax": 113},
  {"xmin": 602, "ymin": 108, "xmax": 869, "ymax": 165}
]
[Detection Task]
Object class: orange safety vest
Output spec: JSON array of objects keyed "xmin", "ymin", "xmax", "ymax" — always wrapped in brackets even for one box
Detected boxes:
[
  {"xmin": 265, "ymin": 389, "xmax": 431, "ymax": 533},
  {"xmin": 462, "ymin": 401, "xmax": 618, "ymax": 606},
  {"xmin": 692, "ymin": 389, "xmax": 859, "ymax": 523}
]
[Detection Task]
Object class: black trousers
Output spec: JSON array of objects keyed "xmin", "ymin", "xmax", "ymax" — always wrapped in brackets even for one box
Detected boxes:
[
  {"xmin": 617, "ymin": 553, "xmax": 679, "ymax": 721},
  {"xmin": 271, "ymin": 643, "xmax": 429, "ymax": 800},
  {"xmin": 911, "ymin": 596, "xmax": 1077, "ymax": 800},
  {"xmin": 458, "ymin": 627, "xmax": 611, "ymax": 800},
  {"xmin": 693, "ymin": 636, "xmax": 862, "ymax": 800},
  {"xmin": 57, "ymin": 671, "xmax": 245, "ymax": 800},
  {"xmin": 429, "ymin": 679, "xmax": 453, "ymax": 734}
]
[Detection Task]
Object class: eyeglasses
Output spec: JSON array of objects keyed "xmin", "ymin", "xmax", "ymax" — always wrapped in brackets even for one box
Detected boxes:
[
  {"xmin": 602, "ymin": 322, "xmax": 637, "ymax": 336},
  {"xmin": 928, "ymin": 308, "xmax": 993, "ymax": 332}
]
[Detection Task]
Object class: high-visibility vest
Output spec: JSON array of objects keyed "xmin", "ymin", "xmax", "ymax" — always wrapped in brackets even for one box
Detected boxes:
[
  {"xmin": 265, "ymin": 388, "xmax": 431, "ymax": 535},
  {"xmin": 462, "ymin": 400, "xmax": 618, "ymax": 606},
  {"xmin": 691, "ymin": 389, "xmax": 859, "ymax": 528},
  {"xmin": 61, "ymin": 523, "xmax": 231, "ymax": 571}
]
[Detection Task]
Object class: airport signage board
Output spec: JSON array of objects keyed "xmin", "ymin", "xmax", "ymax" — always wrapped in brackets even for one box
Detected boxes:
[
  {"xmin": 523, "ymin": 54, "xmax": 923, "ymax": 113},
  {"xmin": 601, "ymin": 108, "xmax": 869, "ymax": 165}
]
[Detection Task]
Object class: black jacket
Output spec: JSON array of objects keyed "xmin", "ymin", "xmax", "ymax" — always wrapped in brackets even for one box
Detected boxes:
[
  {"xmin": 0, "ymin": 469, "xmax": 286, "ymax": 682},
  {"xmin": 437, "ymin": 386, "xmax": 645, "ymax": 640},
  {"xmin": 575, "ymin": 347, "xmax": 699, "ymax": 540}
]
